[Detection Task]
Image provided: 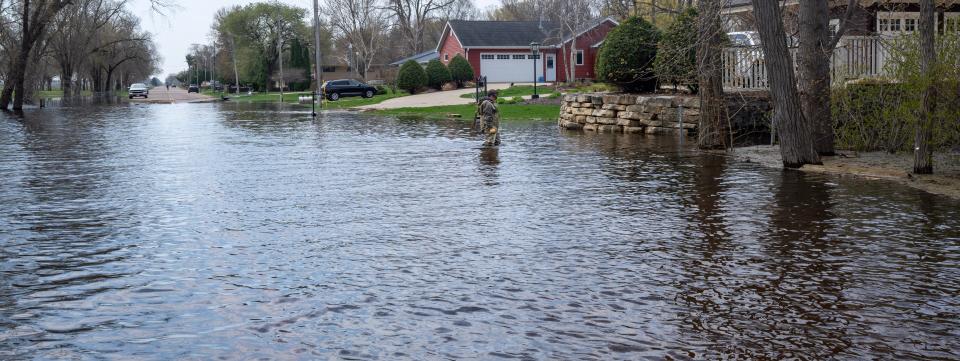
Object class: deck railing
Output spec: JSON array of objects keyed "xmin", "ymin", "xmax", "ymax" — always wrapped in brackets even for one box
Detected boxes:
[{"xmin": 722, "ymin": 36, "xmax": 891, "ymax": 90}]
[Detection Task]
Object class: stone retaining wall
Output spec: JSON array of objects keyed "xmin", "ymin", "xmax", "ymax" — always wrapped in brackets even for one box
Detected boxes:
[
  {"xmin": 558, "ymin": 94, "xmax": 700, "ymax": 135},
  {"xmin": 557, "ymin": 93, "xmax": 773, "ymax": 137}
]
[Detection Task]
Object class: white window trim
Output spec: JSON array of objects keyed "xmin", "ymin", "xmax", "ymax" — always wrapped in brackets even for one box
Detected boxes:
[
  {"xmin": 575, "ymin": 50, "xmax": 584, "ymax": 66},
  {"xmin": 876, "ymin": 11, "xmax": 932, "ymax": 35},
  {"xmin": 444, "ymin": 53, "xmax": 449, "ymax": 61}
]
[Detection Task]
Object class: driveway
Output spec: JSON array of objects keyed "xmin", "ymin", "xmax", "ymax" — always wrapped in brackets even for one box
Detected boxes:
[{"xmin": 356, "ymin": 83, "xmax": 550, "ymax": 110}]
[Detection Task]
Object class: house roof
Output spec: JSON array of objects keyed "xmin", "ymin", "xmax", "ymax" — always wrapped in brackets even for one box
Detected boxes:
[
  {"xmin": 439, "ymin": 17, "xmax": 619, "ymax": 50},
  {"xmin": 389, "ymin": 50, "xmax": 439, "ymax": 66},
  {"xmin": 447, "ymin": 20, "xmax": 558, "ymax": 48}
]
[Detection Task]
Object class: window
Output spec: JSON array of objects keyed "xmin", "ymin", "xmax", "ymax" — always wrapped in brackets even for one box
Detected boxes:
[
  {"xmin": 513, "ymin": 54, "xmax": 526, "ymax": 60},
  {"xmin": 444, "ymin": 53, "xmax": 449, "ymax": 61},
  {"xmin": 546, "ymin": 57, "xmax": 554, "ymax": 69},
  {"xmin": 481, "ymin": 54, "xmax": 495, "ymax": 60},
  {"xmin": 529, "ymin": 54, "xmax": 540, "ymax": 59},
  {"xmin": 904, "ymin": 18, "xmax": 916, "ymax": 32},
  {"xmin": 575, "ymin": 50, "xmax": 584, "ymax": 66},
  {"xmin": 829, "ymin": 19, "xmax": 840, "ymax": 38},
  {"xmin": 322, "ymin": 66, "xmax": 337, "ymax": 72},
  {"xmin": 497, "ymin": 54, "xmax": 510, "ymax": 60},
  {"xmin": 877, "ymin": 12, "xmax": 921, "ymax": 34}
]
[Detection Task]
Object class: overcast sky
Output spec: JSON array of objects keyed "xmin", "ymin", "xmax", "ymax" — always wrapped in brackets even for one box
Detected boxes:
[{"xmin": 129, "ymin": 0, "xmax": 501, "ymax": 77}]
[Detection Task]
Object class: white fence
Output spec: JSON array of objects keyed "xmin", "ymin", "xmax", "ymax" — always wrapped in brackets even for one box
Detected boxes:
[{"xmin": 722, "ymin": 36, "xmax": 891, "ymax": 90}]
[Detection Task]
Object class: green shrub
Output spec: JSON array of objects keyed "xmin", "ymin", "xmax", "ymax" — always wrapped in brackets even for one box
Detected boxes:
[
  {"xmin": 374, "ymin": 85, "xmax": 388, "ymax": 95},
  {"xmin": 448, "ymin": 55, "xmax": 474, "ymax": 88},
  {"xmin": 595, "ymin": 16, "xmax": 661, "ymax": 93},
  {"xmin": 653, "ymin": 8, "xmax": 698, "ymax": 93},
  {"xmin": 425, "ymin": 59, "xmax": 452, "ymax": 90},
  {"xmin": 833, "ymin": 32, "xmax": 960, "ymax": 152},
  {"xmin": 398, "ymin": 60, "xmax": 427, "ymax": 94}
]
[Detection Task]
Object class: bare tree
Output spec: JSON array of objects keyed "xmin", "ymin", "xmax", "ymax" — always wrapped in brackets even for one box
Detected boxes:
[
  {"xmin": 48, "ymin": 0, "xmax": 127, "ymax": 96},
  {"xmin": 914, "ymin": 0, "xmax": 935, "ymax": 174},
  {"xmin": 696, "ymin": 0, "xmax": 728, "ymax": 149},
  {"xmin": 751, "ymin": 0, "xmax": 820, "ymax": 167},
  {"xmin": 387, "ymin": 0, "xmax": 454, "ymax": 54},
  {"xmin": 324, "ymin": 0, "xmax": 386, "ymax": 79},
  {"xmin": 0, "ymin": 0, "xmax": 75, "ymax": 110},
  {"xmin": 551, "ymin": 0, "xmax": 594, "ymax": 85}
]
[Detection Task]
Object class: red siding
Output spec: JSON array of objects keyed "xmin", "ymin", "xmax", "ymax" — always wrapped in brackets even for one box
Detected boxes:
[
  {"xmin": 446, "ymin": 19, "xmax": 617, "ymax": 83},
  {"xmin": 438, "ymin": 30, "xmax": 466, "ymax": 66},
  {"xmin": 556, "ymin": 20, "xmax": 617, "ymax": 82}
]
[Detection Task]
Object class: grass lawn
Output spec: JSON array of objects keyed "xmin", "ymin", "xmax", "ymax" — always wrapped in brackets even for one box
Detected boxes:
[
  {"xmin": 460, "ymin": 85, "xmax": 560, "ymax": 100},
  {"xmin": 375, "ymin": 103, "xmax": 560, "ymax": 121},
  {"xmin": 227, "ymin": 91, "xmax": 406, "ymax": 109}
]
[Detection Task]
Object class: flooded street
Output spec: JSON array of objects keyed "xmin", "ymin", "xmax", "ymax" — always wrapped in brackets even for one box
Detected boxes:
[{"xmin": 1, "ymin": 103, "xmax": 958, "ymax": 360}]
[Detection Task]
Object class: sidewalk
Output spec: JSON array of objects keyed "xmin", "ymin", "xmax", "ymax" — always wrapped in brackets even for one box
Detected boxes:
[{"xmin": 356, "ymin": 83, "xmax": 551, "ymax": 110}]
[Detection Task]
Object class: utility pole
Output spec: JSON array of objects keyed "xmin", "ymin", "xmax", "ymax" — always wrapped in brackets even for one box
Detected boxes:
[
  {"xmin": 313, "ymin": 0, "xmax": 323, "ymax": 115},
  {"xmin": 278, "ymin": 39, "xmax": 285, "ymax": 103}
]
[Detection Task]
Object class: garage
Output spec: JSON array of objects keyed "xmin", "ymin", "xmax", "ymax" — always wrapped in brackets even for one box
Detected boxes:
[{"xmin": 479, "ymin": 53, "xmax": 543, "ymax": 83}]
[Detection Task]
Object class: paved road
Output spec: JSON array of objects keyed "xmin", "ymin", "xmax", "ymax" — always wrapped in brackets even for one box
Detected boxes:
[
  {"xmin": 130, "ymin": 87, "xmax": 216, "ymax": 104},
  {"xmin": 356, "ymin": 83, "xmax": 550, "ymax": 110}
]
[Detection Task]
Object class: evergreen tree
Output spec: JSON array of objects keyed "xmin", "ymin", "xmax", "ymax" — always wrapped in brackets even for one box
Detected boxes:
[
  {"xmin": 654, "ymin": 8, "xmax": 698, "ymax": 93},
  {"xmin": 398, "ymin": 60, "xmax": 427, "ymax": 94},
  {"xmin": 448, "ymin": 55, "xmax": 474, "ymax": 88},
  {"xmin": 425, "ymin": 59, "xmax": 452, "ymax": 90},
  {"xmin": 595, "ymin": 16, "xmax": 661, "ymax": 92}
]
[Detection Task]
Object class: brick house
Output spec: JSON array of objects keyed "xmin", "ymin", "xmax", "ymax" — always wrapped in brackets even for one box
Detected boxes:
[{"xmin": 435, "ymin": 18, "xmax": 619, "ymax": 83}]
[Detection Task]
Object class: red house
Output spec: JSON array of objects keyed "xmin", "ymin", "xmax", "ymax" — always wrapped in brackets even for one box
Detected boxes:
[{"xmin": 435, "ymin": 18, "xmax": 619, "ymax": 83}]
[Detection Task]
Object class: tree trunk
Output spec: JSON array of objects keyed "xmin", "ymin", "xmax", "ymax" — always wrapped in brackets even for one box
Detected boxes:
[
  {"xmin": 798, "ymin": 0, "xmax": 835, "ymax": 155},
  {"xmin": 914, "ymin": 0, "xmax": 935, "ymax": 174},
  {"xmin": 61, "ymin": 65, "xmax": 73, "ymax": 96},
  {"xmin": 751, "ymin": 0, "xmax": 821, "ymax": 167},
  {"xmin": 696, "ymin": 0, "xmax": 729, "ymax": 150}
]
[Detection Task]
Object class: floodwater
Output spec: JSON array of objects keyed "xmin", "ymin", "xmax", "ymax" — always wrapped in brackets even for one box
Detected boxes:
[{"xmin": 1, "ymin": 102, "xmax": 958, "ymax": 360}]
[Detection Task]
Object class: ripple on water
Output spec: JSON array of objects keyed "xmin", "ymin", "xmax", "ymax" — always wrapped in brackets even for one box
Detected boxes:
[{"xmin": 0, "ymin": 103, "xmax": 958, "ymax": 359}]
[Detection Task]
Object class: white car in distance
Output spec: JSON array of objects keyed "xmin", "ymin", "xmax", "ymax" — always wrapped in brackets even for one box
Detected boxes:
[{"xmin": 128, "ymin": 83, "xmax": 149, "ymax": 99}]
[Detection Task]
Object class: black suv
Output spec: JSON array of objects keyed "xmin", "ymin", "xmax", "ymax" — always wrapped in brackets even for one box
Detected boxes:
[{"xmin": 321, "ymin": 79, "xmax": 377, "ymax": 101}]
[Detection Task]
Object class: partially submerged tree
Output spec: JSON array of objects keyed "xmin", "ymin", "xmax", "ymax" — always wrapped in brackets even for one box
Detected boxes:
[
  {"xmin": 914, "ymin": 0, "xmax": 935, "ymax": 174},
  {"xmin": 751, "ymin": 0, "xmax": 820, "ymax": 167},
  {"xmin": 695, "ymin": 0, "xmax": 727, "ymax": 150}
]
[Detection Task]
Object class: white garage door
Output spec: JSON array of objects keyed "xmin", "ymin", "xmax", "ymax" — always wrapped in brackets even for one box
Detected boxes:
[{"xmin": 480, "ymin": 53, "xmax": 544, "ymax": 83}]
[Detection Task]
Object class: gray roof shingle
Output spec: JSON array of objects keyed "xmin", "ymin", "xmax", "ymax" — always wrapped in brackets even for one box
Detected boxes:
[{"xmin": 448, "ymin": 20, "xmax": 558, "ymax": 47}]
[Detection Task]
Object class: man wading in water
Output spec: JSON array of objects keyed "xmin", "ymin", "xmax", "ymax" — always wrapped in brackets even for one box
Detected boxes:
[{"xmin": 479, "ymin": 90, "xmax": 501, "ymax": 147}]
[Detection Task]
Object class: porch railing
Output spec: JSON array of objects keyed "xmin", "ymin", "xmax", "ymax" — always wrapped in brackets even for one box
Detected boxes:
[{"xmin": 722, "ymin": 36, "xmax": 891, "ymax": 90}]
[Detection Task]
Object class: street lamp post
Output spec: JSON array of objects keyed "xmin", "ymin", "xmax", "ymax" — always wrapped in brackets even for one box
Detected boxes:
[{"xmin": 530, "ymin": 42, "xmax": 540, "ymax": 99}]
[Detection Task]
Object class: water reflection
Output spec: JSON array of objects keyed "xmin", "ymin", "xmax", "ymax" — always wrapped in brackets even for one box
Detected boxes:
[{"xmin": 1, "ymin": 103, "xmax": 958, "ymax": 359}]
